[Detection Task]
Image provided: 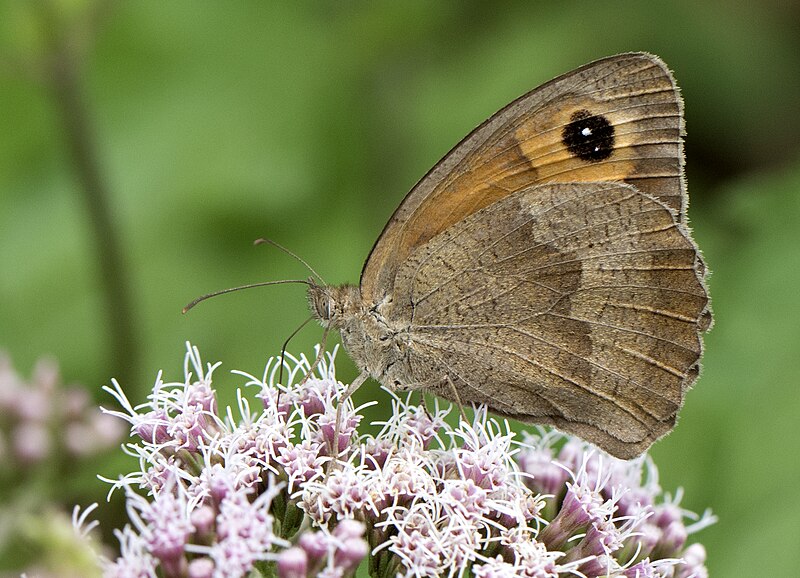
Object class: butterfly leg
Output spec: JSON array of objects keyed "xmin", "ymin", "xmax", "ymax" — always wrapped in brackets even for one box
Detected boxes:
[
  {"xmin": 276, "ymin": 326, "xmax": 330, "ymax": 418},
  {"xmin": 443, "ymin": 374, "xmax": 469, "ymax": 425},
  {"xmin": 327, "ymin": 370, "xmax": 369, "ymax": 471}
]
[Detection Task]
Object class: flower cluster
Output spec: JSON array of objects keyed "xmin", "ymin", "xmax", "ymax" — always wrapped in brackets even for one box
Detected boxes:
[
  {"xmin": 0, "ymin": 352, "xmax": 124, "ymax": 577},
  {"xmin": 0, "ymin": 351, "xmax": 125, "ymax": 474},
  {"xmin": 94, "ymin": 343, "xmax": 713, "ymax": 578},
  {"xmin": 516, "ymin": 434, "xmax": 714, "ymax": 578},
  {"xmin": 277, "ymin": 519, "xmax": 368, "ymax": 578}
]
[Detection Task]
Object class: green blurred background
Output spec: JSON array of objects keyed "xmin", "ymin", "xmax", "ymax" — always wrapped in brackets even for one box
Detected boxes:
[{"xmin": 1, "ymin": 0, "xmax": 798, "ymax": 575}]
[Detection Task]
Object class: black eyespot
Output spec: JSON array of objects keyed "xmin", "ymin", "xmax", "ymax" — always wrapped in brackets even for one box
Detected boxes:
[{"xmin": 562, "ymin": 109, "xmax": 615, "ymax": 162}]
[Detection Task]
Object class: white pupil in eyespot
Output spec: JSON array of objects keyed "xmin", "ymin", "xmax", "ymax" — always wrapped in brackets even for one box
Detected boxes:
[{"xmin": 581, "ymin": 127, "xmax": 592, "ymax": 137}]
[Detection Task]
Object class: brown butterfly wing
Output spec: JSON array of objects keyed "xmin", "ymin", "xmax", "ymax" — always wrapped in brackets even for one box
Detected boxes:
[
  {"xmin": 388, "ymin": 182, "xmax": 707, "ymax": 459},
  {"xmin": 361, "ymin": 52, "xmax": 689, "ymax": 305}
]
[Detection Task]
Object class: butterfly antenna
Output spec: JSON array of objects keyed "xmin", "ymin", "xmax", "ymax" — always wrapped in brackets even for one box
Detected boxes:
[
  {"xmin": 278, "ymin": 315, "xmax": 316, "ymax": 386},
  {"xmin": 182, "ymin": 279, "xmax": 310, "ymax": 314},
  {"xmin": 254, "ymin": 238, "xmax": 326, "ymax": 285}
]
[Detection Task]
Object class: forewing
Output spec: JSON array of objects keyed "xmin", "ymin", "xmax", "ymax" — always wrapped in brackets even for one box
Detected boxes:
[
  {"xmin": 391, "ymin": 182, "xmax": 708, "ymax": 458},
  {"xmin": 362, "ymin": 53, "xmax": 687, "ymax": 304}
]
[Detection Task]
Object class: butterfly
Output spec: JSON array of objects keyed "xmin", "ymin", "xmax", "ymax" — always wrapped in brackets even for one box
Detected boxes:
[{"xmin": 306, "ymin": 52, "xmax": 710, "ymax": 459}]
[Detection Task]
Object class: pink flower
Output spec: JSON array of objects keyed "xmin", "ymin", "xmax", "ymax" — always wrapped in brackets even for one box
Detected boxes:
[{"xmin": 90, "ymin": 343, "xmax": 712, "ymax": 578}]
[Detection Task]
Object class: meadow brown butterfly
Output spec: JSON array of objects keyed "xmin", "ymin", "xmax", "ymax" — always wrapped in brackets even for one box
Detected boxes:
[{"xmin": 307, "ymin": 53, "xmax": 711, "ymax": 459}]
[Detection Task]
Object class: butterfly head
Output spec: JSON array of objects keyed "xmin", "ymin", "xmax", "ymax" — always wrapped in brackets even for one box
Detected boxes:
[{"xmin": 307, "ymin": 279, "xmax": 361, "ymax": 330}]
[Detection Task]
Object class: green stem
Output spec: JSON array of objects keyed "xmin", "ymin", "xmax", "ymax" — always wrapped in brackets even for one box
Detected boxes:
[{"xmin": 40, "ymin": 1, "xmax": 139, "ymax": 384}]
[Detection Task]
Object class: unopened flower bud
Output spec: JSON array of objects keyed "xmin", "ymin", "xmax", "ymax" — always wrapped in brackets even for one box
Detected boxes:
[
  {"xmin": 334, "ymin": 536, "xmax": 368, "ymax": 573},
  {"xmin": 187, "ymin": 556, "xmax": 214, "ymax": 578},
  {"xmin": 298, "ymin": 530, "xmax": 328, "ymax": 562},
  {"xmin": 190, "ymin": 504, "xmax": 216, "ymax": 536},
  {"xmin": 277, "ymin": 546, "xmax": 308, "ymax": 578},
  {"xmin": 334, "ymin": 519, "xmax": 365, "ymax": 540}
]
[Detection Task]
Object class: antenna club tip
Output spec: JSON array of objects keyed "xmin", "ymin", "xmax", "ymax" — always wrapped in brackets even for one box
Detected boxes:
[{"xmin": 253, "ymin": 238, "xmax": 267, "ymax": 246}]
